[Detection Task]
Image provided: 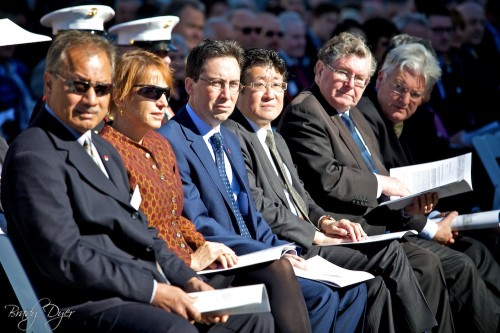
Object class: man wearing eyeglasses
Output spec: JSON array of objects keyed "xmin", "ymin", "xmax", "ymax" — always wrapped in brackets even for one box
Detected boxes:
[
  {"xmin": 278, "ymin": 32, "xmax": 460, "ymax": 333},
  {"xmin": 229, "ymin": 8, "xmax": 261, "ymax": 51},
  {"xmin": 358, "ymin": 40, "xmax": 500, "ymax": 333},
  {"xmin": 256, "ymin": 12, "xmax": 282, "ymax": 51},
  {"xmin": 222, "ymin": 47, "xmax": 441, "ymax": 333},
  {"xmin": 159, "ymin": 38, "xmax": 368, "ymax": 333},
  {"xmin": 2, "ymin": 30, "xmax": 238, "ymax": 332}
]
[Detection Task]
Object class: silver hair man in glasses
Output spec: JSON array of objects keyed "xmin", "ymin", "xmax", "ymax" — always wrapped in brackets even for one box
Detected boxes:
[
  {"xmin": 279, "ymin": 30, "xmax": 500, "ymax": 333},
  {"xmin": 159, "ymin": 38, "xmax": 368, "ymax": 333},
  {"xmin": 358, "ymin": 40, "xmax": 500, "ymax": 333},
  {"xmin": 278, "ymin": 31, "xmax": 459, "ymax": 333}
]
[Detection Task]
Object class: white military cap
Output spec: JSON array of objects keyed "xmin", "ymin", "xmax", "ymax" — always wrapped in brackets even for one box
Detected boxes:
[
  {"xmin": 40, "ymin": 5, "xmax": 115, "ymax": 35},
  {"xmin": 109, "ymin": 16, "xmax": 180, "ymax": 52},
  {"xmin": 0, "ymin": 18, "xmax": 51, "ymax": 46}
]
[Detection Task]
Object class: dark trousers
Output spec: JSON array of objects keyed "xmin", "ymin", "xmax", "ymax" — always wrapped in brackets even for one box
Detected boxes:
[
  {"xmin": 306, "ymin": 239, "xmax": 438, "ymax": 333},
  {"xmin": 416, "ymin": 236, "xmax": 500, "ymax": 333},
  {"xmin": 57, "ymin": 302, "xmax": 274, "ymax": 333},
  {"xmin": 232, "ymin": 257, "xmax": 366, "ymax": 333},
  {"xmin": 230, "ymin": 258, "xmax": 312, "ymax": 333},
  {"xmin": 401, "ymin": 240, "xmax": 455, "ymax": 333}
]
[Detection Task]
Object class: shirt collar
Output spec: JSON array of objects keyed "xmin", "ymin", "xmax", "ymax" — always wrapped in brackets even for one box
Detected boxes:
[
  {"xmin": 243, "ymin": 115, "xmax": 271, "ymax": 146},
  {"xmin": 45, "ymin": 104, "xmax": 89, "ymax": 142},
  {"xmin": 186, "ymin": 103, "xmax": 221, "ymax": 141}
]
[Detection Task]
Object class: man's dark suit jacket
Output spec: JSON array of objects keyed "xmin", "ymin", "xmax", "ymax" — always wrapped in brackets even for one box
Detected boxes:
[
  {"xmin": 1, "ymin": 109, "xmax": 198, "ymax": 316},
  {"xmin": 278, "ymin": 84, "xmax": 427, "ymax": 234},
  {"xmin": 356, "ymin": 96, "xmax": 412, "ymax": 170},
  {"xmin": 158, "ymin": 107, "xmax": 289, "ymax": 256},
  {"xmin": 223, "ymin": 110, "xmax": 324, "ymax": 251},
  {"xmin": 357, "ymin": 96, "xmax": 491, "ymax": 214}
]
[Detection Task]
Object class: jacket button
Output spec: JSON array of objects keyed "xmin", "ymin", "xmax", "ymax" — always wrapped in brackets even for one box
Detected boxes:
[
  {"xmin": 146, "ymin": 246, "xmax": 153, "ymax": 252},
  {"xmin": 132, "ymin": 212, "xmax": 140, "ymax": 219}
]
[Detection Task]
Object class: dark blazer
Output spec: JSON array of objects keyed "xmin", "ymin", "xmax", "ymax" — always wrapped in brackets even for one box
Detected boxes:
[
  {"xmin": 158, "ymin": 107, "xmax": 289, "ymax": 256},
  {"xmin": 278, "ymin": 85, "xmax": 426, "ymax": 233},
  {"xmin": 357, "ymin": 96, "xmax": 412, "ymax": 170},
  {"xmin": 1, "ymin": 109, "xmax": 197, "ymax": 316},
  {"xmin": 223, "ymin": 110, "xmax": 324, "ymax": 251}
]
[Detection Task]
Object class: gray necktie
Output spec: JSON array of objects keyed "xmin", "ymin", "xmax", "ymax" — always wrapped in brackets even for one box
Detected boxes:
[
  {"xmin": 83, "ymin": 138, "xmax": 100, "ymax": 166},
  {"xmin": 265, "ymin": 130, "xmax": 310, "ymax": 221}
]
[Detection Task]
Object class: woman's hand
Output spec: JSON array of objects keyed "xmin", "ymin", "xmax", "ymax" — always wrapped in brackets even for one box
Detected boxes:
[{"xmin": 190, "ymin": 241, "xmax": 238, "ymax": 271}]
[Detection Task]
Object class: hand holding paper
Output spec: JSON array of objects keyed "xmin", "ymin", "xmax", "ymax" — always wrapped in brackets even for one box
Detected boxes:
[
  {"xmin": 430, "ymin": 210, "xmax": 500, "ymax": 231},
  {"xmin": 380, "ymin": 153, "xmax": 472, "ymax": 210},
  {"xmin": 190, "ymin": 284, "xmax": 270, "ymax": 316}
]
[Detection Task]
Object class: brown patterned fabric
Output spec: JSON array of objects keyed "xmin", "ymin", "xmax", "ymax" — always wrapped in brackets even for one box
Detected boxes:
[{"xmin": 100, "ymin": 125, "xmax": 206, "ymax": 268}]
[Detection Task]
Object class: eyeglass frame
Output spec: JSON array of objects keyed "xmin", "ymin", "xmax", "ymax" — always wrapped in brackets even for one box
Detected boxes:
[
  {"xmin": 53, "ymin": 73, "xmax": 113, "ymax": 97},
  {"xmin": 193, "ymin": 76, "xmax": 243, "ymax": 94},
  {"xmin": 391, "ymin": 81, "xmax": 424, "ymax": 101},
  {"xmin": 244, "ymin": 81, "xmax": 288, "ymax": 92},
  {"xmin": 324, "ymin": 63, "xmax": 369, "ymax": 88}
]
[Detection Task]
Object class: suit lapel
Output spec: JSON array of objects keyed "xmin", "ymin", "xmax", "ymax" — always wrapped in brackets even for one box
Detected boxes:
[
  {"xmin": 92, "ymin": 135, "xmax": 134, "ymax": 199},
  {"xmin": 350, "ymin": 107, "xmax": 388, "ymax": 174},
  {"xmin": 273, "ymin": 135, "xmax": 304, "ymax": 210},
  {"xmin": 331, "ymin": 112, "xmax": 370, "ymax": 170},
  {"xmin": 231, "ymin": 111, "xmax": 291, "ymax": 208},
  {"xmin": 176, "ymin": 109, "xmax": 235, "ymax": 206},
  {"xmin": 36, "ymin": 109, "xmax": 132, "ymax": 206}
]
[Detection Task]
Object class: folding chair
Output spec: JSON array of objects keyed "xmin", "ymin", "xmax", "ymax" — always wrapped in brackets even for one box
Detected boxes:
[
  {"xmin": 472, "ymin": 131, "xmax": 500, "ymax": 209},
  {"xmin": 0, "ymin": 230, "xmax": 52, "ymax": 333}
]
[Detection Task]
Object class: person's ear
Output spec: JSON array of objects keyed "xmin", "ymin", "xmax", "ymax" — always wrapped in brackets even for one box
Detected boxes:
[
  {"xmin": 185, "ymin": 77, "xmax": 195, "ymax": 96},
  {"xmin": 375, "ymin": 71, "xmax": 384, "ymax": 90},
  {"xmin": 43, "ymin": 72, "xmax": 53, "ymax": 97}
]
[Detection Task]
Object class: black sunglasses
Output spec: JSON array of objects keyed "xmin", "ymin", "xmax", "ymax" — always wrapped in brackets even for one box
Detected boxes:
[
  {"xmin": 236, "ymin": 27, "xmax": 262, "ymax": 35},
  {"xmin": 134, "ymin": 85, "xmax": 171, "ymax": 101},
  {"xmin": 264, "ymin": 30, "xmax": 283, "ymax": 38},
  {"xmin": 55, "ymin": 73, "xmax": 113, "ymax": 97}
]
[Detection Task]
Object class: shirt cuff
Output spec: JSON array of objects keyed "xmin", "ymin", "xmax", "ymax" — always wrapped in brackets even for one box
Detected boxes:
[
  {"xmin": 374, "ymin": 174, "xmax": 383, "ymax": 198},
  {"xmin": 419, "ymin": 219, "xmax": 439, "ymax": 240},
  {"xmin": 150, "ymin": 280, "xmax": 158, "ymax": 304}
]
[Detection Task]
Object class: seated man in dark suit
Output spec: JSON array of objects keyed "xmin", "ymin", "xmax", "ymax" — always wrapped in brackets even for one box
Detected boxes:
[
  {"xmin": 1, "ymin": 30, "xmax": 273, "ymax": 333},
  {"xmin": 278, "ymin": 31, "xmax": 499, "ymax": 333},
  {"xmin": 159, "ymin": 38, "xmax": 367, "ymax": 333},
  {"xmin": 358, "ymin": 40, "xmax": 500, "ymax": 333},
  {"xmin": 223, "ymin": 47, "xmax": 443, "ymax": 333}
]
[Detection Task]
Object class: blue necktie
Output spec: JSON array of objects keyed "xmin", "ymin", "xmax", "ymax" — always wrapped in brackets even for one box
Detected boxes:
[
  {"xmin": 341, "ymin": 113, "xmax": 378, "ymax": 173},
  {"xmin": 210, "ymin": 133, "xmax": 251, "ymax": 238}
]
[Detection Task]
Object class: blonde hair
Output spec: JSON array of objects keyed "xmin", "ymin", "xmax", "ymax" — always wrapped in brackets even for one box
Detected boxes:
[{"xmin": 111, "ymin": 49, "xmax": 174, "ymax": 115}]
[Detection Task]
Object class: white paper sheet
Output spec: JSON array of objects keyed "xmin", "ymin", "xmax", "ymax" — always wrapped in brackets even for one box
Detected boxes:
[{"xmin": 380, "ymin": 153, "xmax": 473, "ymax": 210}]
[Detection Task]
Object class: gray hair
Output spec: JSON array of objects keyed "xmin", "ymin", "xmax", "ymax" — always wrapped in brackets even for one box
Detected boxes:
[
  {"xmin": 392, "ymin": 12, "xmax": 429, "ymax": 32},
  {"xmin": 380, "ymin": 43, "xmax": 441, "ymax": 96},
  {"xmin": 45, "ymin": 30, "xmax": 116, "ymax": 79},
  {"xmin": 278, "ymin": 11, "xmax": 305, "ymax": 33},
  {"xmin": 318, "ymin": 32, "xmax": 377, "ymax": 78}
]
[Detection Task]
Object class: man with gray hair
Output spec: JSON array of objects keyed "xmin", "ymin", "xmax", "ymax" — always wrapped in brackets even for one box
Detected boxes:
[
  {"xmin": 2, "ymin": 30, "xmax": 273, "ymax": 333},
  {"xmin": 278, "ymin": 11, "xmax": 311, "ymax": 105},
  {"xmin": 278, "ymin": 31, "xmax": 460, "ymax": 333},
  {"xmin": 358, "ymin": 39, "xmax": 500, "ymax": 333}
]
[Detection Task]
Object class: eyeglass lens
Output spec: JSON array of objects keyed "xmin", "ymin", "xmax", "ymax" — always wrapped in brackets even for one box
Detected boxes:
[
  {"xmin": 136, "ymin": 85, "xmax": 171, "ymax": 101},
  {"xmin": 239, "ymin": 27, "xmax": 262, "ymax": 35},
  {"xmin": 57, "ymin": 74, "xmax": 112, "ymax": 97}
]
